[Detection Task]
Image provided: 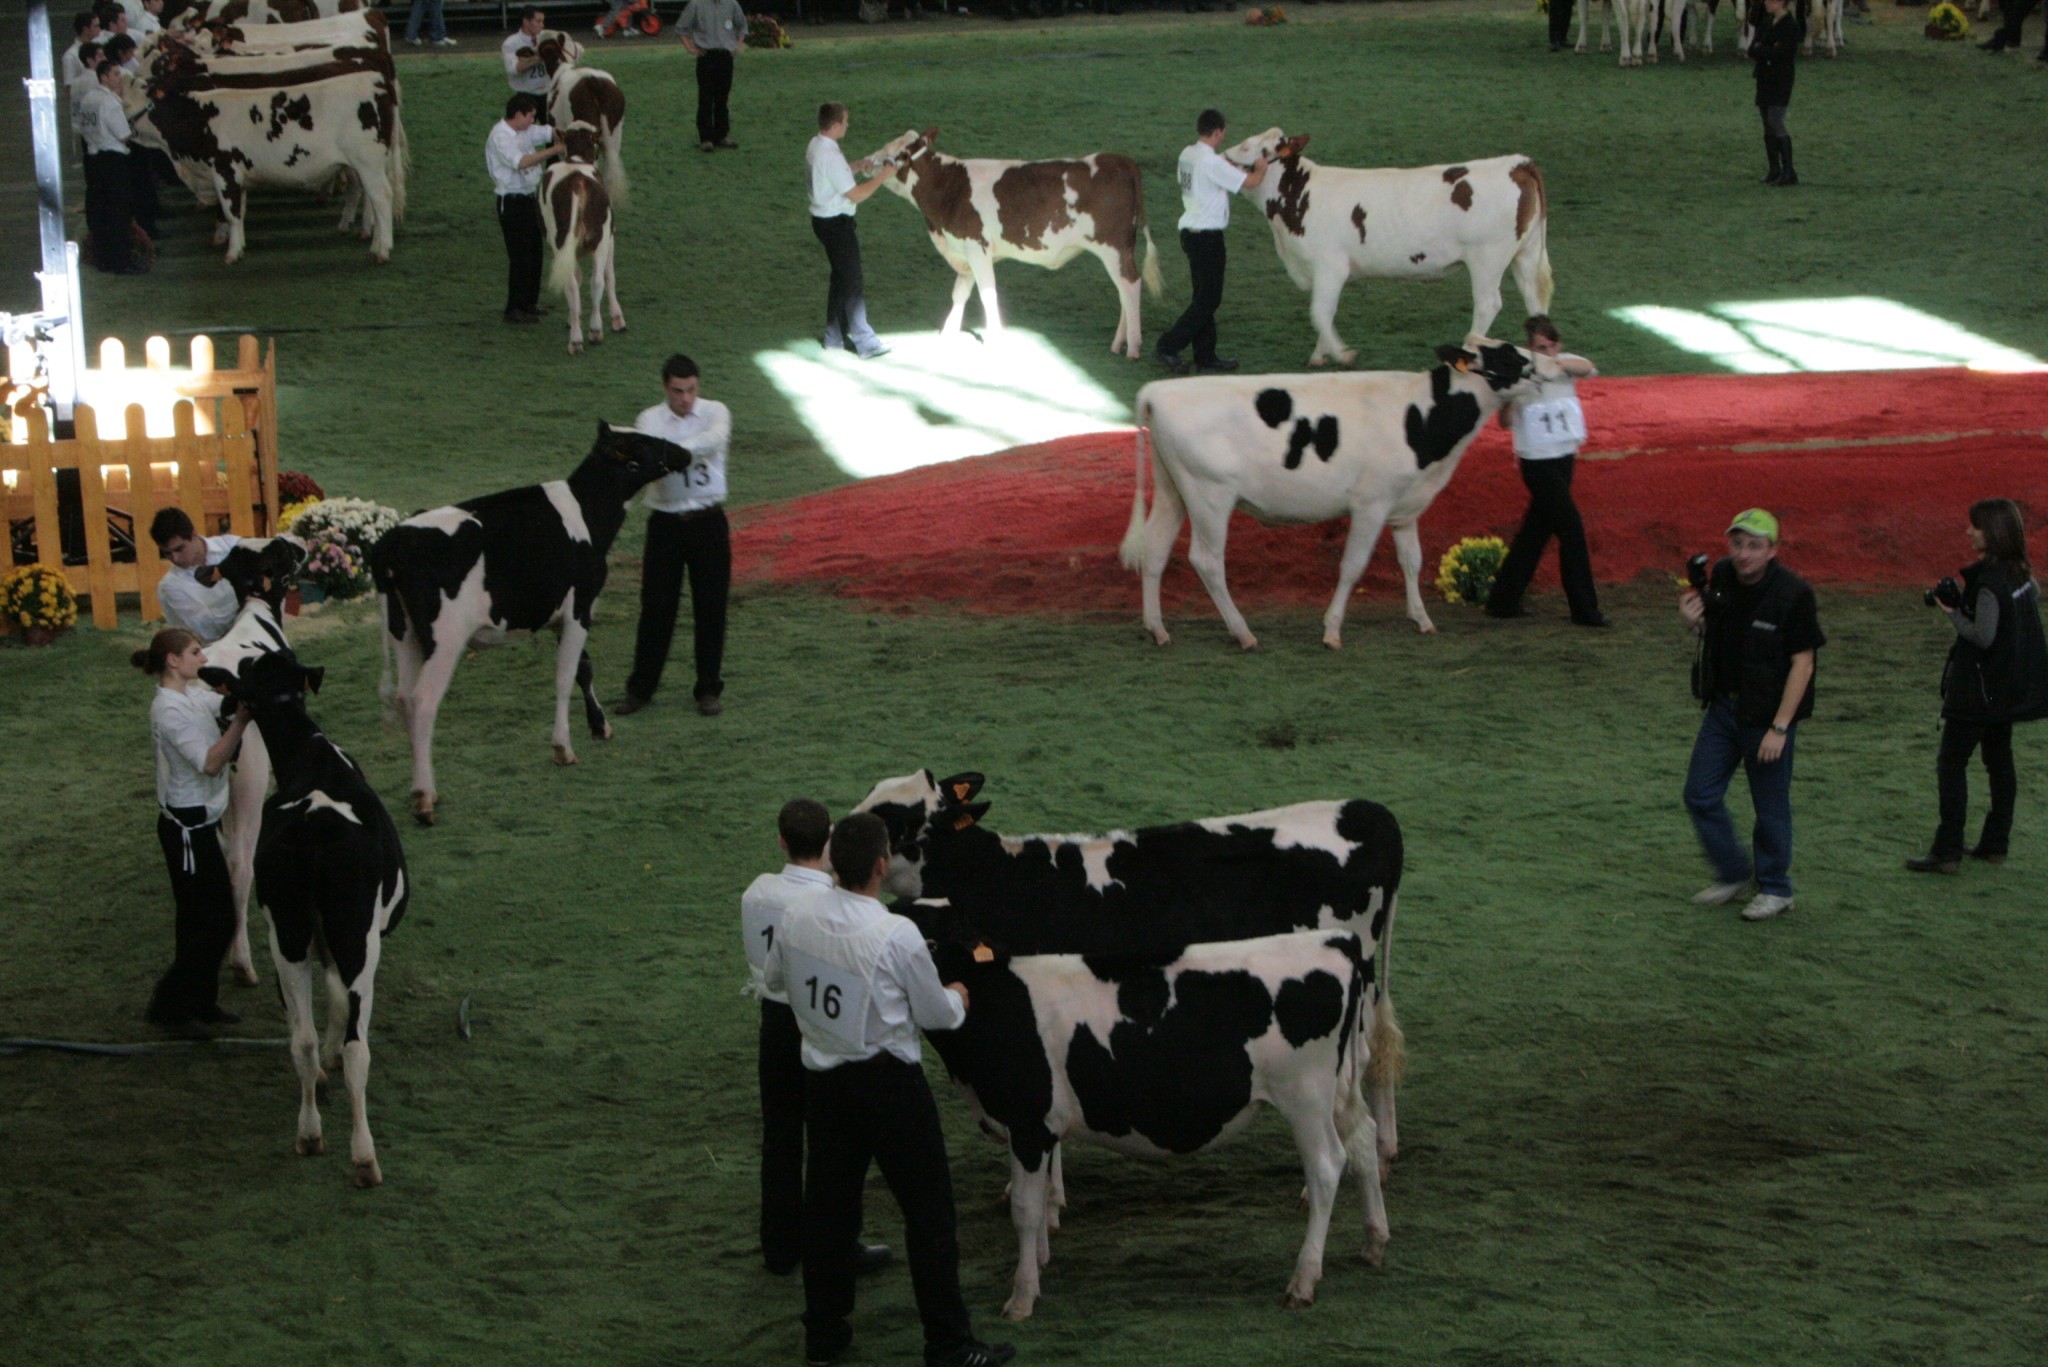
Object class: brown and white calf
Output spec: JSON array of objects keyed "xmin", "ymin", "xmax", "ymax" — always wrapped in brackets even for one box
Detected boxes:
[
  {"xmin": 542, "ymin": 122, "xmax": 624, "ymax": 356},
  {"xmin": 533, "ymin": 30, "xmax": 628, "ymax": 209},
  {"xmin": 1221, "ymin": 130, "xmax": 1553, "ymax": 367},
  {"xmin": 867, "ymin": 127, "xmax": 1162, "ymax": 358}
]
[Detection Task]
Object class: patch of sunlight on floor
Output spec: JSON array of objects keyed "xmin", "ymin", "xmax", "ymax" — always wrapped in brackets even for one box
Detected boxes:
[
  {"xmin": 1609, "ymin": 297, "xmax": 2043, "ymax": 375},
  {"xmin": 754, "ymin": 328, "xmax": 1132, "ymax": 480}
]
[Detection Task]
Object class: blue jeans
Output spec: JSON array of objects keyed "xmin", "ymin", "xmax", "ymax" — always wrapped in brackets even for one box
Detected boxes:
[
  {"xmin": 405, "ymin": 0, "xmax": 446, "ymax": 41},
  {"xmin": 1683, "ymin": 696, "xmax": 1797, "ymax": 898}
]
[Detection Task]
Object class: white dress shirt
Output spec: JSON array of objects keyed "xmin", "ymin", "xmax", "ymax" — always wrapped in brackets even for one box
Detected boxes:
[
  {"xmin": 502, "ymin": 30, "xmax": 552, "ymax": 95},
  {"xmin": 486, "ymin": 119, "xmax": 553, "ymax": 195},
  {"xmin": 1177, "ymin": 140, "xmax": 1247, "ymax": 231},
  {"xmin": 741, "ymin": 863, "xmax": 834, "ymax": 1005},
  {"xmin": 133, "ymin": 10, "xmax": 161, "ymax": 37},
  {"xmin": 1507, "ymin": 354, "xmax": 1592, "ymax": 461},
  {"xmin": 157, "ymin": 533, "xmax": 241, "ymax": 641},
  {"xmin": 77, "ymin": 85, "xmax": 132, "ymax": 156},
  {"xmin": 70, "ymin": 69, "xmax": 101, "ymax": 138},
  {"xmin": 763, "ymin": 887, "xmax": 966, "ymax": 1071},
  {"xmin": 634, "ymin": 397, "xmax": 731, "ymax": 514},
  {"xmin": 61, "ymin": 41, "xmax": 90, "ymax": 88},
  {"xmin": 151, "ymin": 685, "xmax": 230, "ymax": 822},
  {"xmin": 806, "ymin": 134, "xmax": 857, "ymax": 218}
]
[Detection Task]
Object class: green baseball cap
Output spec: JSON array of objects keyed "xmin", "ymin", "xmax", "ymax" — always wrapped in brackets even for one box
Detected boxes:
[{"xmin": 1727, "ymin": 508, "xmax": 1780, "ymax": 542}]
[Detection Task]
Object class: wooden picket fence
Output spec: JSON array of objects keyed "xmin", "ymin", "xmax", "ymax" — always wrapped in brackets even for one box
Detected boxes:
[{"xmin": 2, "ymin": 335, "xmax": 282, "ymax": 629}]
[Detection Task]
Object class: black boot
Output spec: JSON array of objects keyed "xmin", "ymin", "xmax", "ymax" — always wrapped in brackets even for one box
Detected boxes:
[
  {"xmin": 1978, "ymin": 32, "xmax": 2010, "ymax": 51},
  {"xmin": 1774, "ymin": 137, "xmax": 1797, "ymax": 187},
  {"xmin": 1762, "ymin": 134, "xmax": 1783, "ymax": 185}
]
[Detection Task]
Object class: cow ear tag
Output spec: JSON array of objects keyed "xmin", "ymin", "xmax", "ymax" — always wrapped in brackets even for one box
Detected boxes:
[
  {"xmin": 972, "ymin": 944, "xmax": 995, "ymax": 964},
  {"xmin": 951, "ymin": 782, "xmax": 974, "ymax": 802},
  {"xmin": 953, "ymin": 811, "xmax": 977, "ymax": 831}
]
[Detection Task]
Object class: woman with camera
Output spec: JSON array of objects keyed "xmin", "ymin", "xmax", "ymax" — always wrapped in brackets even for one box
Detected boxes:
[{"xmin": 1908, "ymin": 499, "xmax": 2048, "ymax": 875}]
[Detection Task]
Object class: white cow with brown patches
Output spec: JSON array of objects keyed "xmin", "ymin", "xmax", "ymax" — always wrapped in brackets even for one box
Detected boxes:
[
  {"xmin": 866, "ymin": 127, "xmax": 1163, "ymax": 358},
  {"xmin": 532, "ymin": 31, "xmax": 628, "ymax": 209},
  {"xmin": 542, "ymin": 122, "xmax": 624, "ymax": 356},
  {"xmin": 1224, "ymin": 130, "xmax": 1553, "ymax": 367}
]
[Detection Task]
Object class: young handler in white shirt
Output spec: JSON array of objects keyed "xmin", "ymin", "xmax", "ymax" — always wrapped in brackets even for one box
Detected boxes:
[
  {"xmin": 485, "ymin": 92, "xmax": 564, "ymax": 323},
  {"xmin": 132, "ymin": 628, "xmax": 251, "ymax": 1031},
  {"xmin": 762, "ymin": 813, "xmax": 1015, "ymax": 1367},
  {"xmin": 806, "ymin": 102, "xmax": 898, "ymax": 360},
  {"xmin": 741, "ymin": 799, "xmax": 893, "ymax": 1279},
  {"xmin": 149, "ymin": 508, "xmax": 242, "ymax": 643},
  {"xmin": 1485, "ymin": 314, "xmax": 1608, "ymax": 627},
  {"xmin": 1155, "ymin": 108, "xmax": 1268, "ymax": 374}
]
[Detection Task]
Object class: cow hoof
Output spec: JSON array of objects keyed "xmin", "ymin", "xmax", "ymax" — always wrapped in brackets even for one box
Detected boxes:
[
  {"xmin": 411, "ymin": 795, "xmax": 436, "ymax": 826},
  {"xmin": 597, "ymin": 723, "xmax": 614, "ymax": 742},
  {"xmin": 568, "ymin": 343, "xmax": 585, "ymax": 357},
  {"xmin": 1309, "ymin": 354, "xmax": 1328, "ymax": 367},
  {"xmin": 1147, "ymin": 627, "xmax": 1171, "ymax": 647},
  {"xmin": 587, "ymin": 331, "xmax": 603, "ymax": 346},
  {"xmin": 1281, "ymin": 1291, "xmax": 1315, "ymax": 1311},
  {"xmin": 999, "ymin": 1299, "xmax": 1034, "ymax": 1322},
  {"xmin": 371, "ymin": 253, "xmax": 390, "ymax": 265},
  {"xmin": 1364, "ymin": 1242, "xmax": 1387, "ymax": 1269},
  {"xmin": 1322, "ymin": 633, "xmax": 1343, "ymax": 650},
  {"xmin": 1416, "ymin": 621, "xmax": 1438, "ymax": 636},
  {"xmin": 296, "ymin": 1135, "xmax": 324, "ymax": 1157},
  {"xmin": 1236, "ymin": 635, "xmax": 1261, "ymax": 652},
  {"xmin": 553, "ymin": 745, "xmax": 579, "ymax": 767},
  {"xmin": 353, "ymin": 1160, "xmax": 383, "ymax": 1188},
  {"xmin": 612, "ymin": 320, "xmax": 628, "ymax": 334},
  {"xmin": 1338, "ymin": 349, "xmax": 1357, "ymax": 367}
]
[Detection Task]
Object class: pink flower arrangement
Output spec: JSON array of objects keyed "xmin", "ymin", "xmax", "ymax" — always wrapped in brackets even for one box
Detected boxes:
[{"xmin": 299, "ymin": 526, "xmax": 371, "ymax": 600}]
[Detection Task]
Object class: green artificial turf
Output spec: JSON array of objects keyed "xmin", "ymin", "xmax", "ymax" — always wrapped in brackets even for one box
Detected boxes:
[{"xmin": 4, "ymin": 6, "xmax": 2047, "ymax": 1365}]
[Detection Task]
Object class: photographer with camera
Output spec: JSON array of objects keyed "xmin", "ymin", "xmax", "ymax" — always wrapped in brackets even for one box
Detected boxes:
[
  {"xmin": 1679, "ymin": 509, "xmax": 1825, "ymax": 922},
  {"xmin": 1906, "ymin": 499, "xmax": 2048, "ymax": 875}
]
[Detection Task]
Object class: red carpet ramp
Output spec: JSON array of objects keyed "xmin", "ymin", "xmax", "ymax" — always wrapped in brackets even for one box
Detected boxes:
[{"xmin": 733, "ymin": 368, "xmax": 2048, "ymax": 614}]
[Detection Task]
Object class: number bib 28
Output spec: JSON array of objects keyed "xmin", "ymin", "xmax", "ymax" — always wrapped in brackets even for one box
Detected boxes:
[{"xmin": 782, "ymin": 944, "xmax": 872, "ymax": 1051}]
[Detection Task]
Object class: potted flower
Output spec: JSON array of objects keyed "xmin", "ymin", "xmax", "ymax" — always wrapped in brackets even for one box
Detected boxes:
[
  {"xmin": 278, "ymin": 469, "xmax": 325, "ymax": 506},
  {"xmin": 1435, "ymin": 535, "xmax": 1509, "ymax": 607},
  {"xmin": 288, "ymin": 496, "xmax": 402, "ymax": 566},
  {"xmin": 297, "ymin": 526, "xmax": 371, "ymax": 604},
  {"xmin": 1, "ymin": 564, "xmax": 81, "ymax": 646}
]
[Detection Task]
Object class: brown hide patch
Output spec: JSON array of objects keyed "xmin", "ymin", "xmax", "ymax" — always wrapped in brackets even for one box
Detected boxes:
[
  {"xmin": 1442, "ymin": 165, "xmax": 1468, "ymax": 183},
  {"xmin": 1266, "ymin": 156, "xmax": 1312, "ymax": 237},
  {"xmin": 1072, "ymin": 154, "xmax": 1144, "ymax": 281},
  {"xmin": 1510, "ymin": 159, "xmax": 1545, "ymax": 239},
  {"xmin": 568, "ymin": 76, "xmax": 626, "ymax": 137},
  {"xmin": 579, "ymin": 188, "xmax": 611, "ymax": 256},
  {"xmin": 548, "ymin": 176, "xmax": 582, "ymax": 253},
  {"xmin": 993, "ymin": 162, "xmax": 1077, "ymax": 252},
  {"xmin": 911, "ymin": 152, "xmax": 984, "ymax": 245},
  {"xmin": 1450, "ymin": 179, "xmax": 1474, "ymax": 212},
  {"xmin": 264, "ymin": 91, "xmax": 313, "ymax": 141},
  {"xmin": 1350, "ymin": 203, "xmax": 1367, "ymax": 243},
  {"xmin": 551, "ymin": 172, "xmax": 612, "ymax": 256},
  {"xmin": 1410, "ymin": 252, "xmax": 1426, "ymax": 264}
]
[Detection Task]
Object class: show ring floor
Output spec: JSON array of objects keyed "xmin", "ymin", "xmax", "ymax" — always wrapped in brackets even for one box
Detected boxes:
[{"xmin": 732, "ymin": 367, "xmax": 2048, "ymax": 614}]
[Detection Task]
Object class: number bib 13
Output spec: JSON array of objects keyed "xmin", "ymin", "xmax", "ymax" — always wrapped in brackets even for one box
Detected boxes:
[{"xmin": 782, "ymin": 943, "xmax": 872, "ymax": 1051}]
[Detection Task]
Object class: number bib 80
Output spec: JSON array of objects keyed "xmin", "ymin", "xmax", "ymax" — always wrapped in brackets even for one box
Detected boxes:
[{"xmin": 782, "ymin": 944, "xmax": 872, "ymax": 1051}]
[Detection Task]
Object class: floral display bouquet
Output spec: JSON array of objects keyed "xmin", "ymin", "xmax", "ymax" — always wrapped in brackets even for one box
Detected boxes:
[
  {"xmin": 1, "ymin": 564, "xmax": 81, "ymax": 643},
  {"xmin": 298, "ymin": 527, "xmax": 372, "ymax": 602},
  {"xmin": 1436, "ymin": 535, "xmax": 1508, "ymax": 606}
]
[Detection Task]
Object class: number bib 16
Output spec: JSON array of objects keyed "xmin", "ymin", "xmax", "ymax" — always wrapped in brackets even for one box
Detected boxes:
[{"xmin": 782, "ymin": 943, "xmax": 872, "ymax": 1051}]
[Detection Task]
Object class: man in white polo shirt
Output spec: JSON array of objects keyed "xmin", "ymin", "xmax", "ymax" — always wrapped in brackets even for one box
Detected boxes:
[
  {"xmin": 618, "ymin": 353, "xmax": 731, "ymax": 717},
  {"xmin": 806, "ymin": 101, "xmax": 898, "ymax": 361},
  {"xmin": 762, "ymin": 813, "xmax": 1013, "ymax": 1367},
  {"xmin": 1155, "ymin": 108, "xmax": 1268, "ymax": 375},
  {"xmin": 502, "ymin": 6, "xmax": 552, "ymax": 96},
  {"xmin": 149, "ymin": 508, "xmax": 241, "ymax": 642},
  {"xmin": 485, "ymin": 92, "xmax": 563, "ymax": 323}
]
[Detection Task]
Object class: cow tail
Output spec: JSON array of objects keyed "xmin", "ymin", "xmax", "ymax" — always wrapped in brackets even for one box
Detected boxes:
[
  {"xmin": 1366, "ymin": 892, "xmax": 1406, "ymax": 1092},
  {"xmin": 1117, "ymin": 398, "xmax": 1152, "ymax": 573},
  {"xmin": 377, "ymin": 592, "xmax": 398, "ymax": 721},
  {"xmin": 547, "ymin": 184, "xmax": 582, "ymax": 300},
  {"xmin": 601, "ymin": 127, "xmax": 630, "ymax": 211},
  {"xmin": 1513, "ymin": 165, "xmax": 1553, "ymax": 316},
  {"xmin": 389, "ymin": 112, "xmax": 410, "ymax": 224},
  {"xmin": 1140, "ymin": 225, "xmax": 1162, "ymax": 299},
  {"xmin": 1333, "ymin": 938, "xmax": 1377, "ymax": 1179}
]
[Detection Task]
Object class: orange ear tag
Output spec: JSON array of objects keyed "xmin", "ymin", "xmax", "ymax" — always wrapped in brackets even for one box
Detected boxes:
[
  {"xmin": 952, "ymin": 783, "xmax": 973, "ymax": 801},
  {"xmin": 972, "ymin": 944, "xmax": 995, "ymax": 964},
  {"xmin": 952, "ymin": 812, "xmax": 977, "ymax": 831}
]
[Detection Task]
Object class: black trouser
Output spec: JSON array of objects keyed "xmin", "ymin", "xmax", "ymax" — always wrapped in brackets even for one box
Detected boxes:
[
  {"xmin": 760, "ymin": 999, "xmax": 807, "ymax": 1270},
  {"xmin": 147, "ymin": 808, "xmax": 233, "ymax": 1024},
  {"xmin": 811, "ymin": 213, "xmax": 879, "ymax": 352},
  {"xmin": 1157, "ymin": 228, "xmax": 1226, "ymax": 364},
  {"xmin": 1488, "ymin": 454, "xmax": 1600, "ymax": 620},
  {"xmin": 1548, "ymin": 0, "xmax": 1575, "ymax": 44},
  {"xmin": 802, "ymin": 1053, "xmax": 973, "ymax": 1358},
  {"xmin": 1996, "ymin": 0, "xmax": 2041, "ymax": 46},
  {"xmin": 1933, "ymin": 718, "xmax": 2016, "ymax": 858},
  {"xmin": 626, "ymin": 505, "xmax": 729, "ymax": 703},
  {"xmin": 128, "ymin": 153, "xmax": 160, "ymax": 239},
  {"xmin": 696, "ymin": 48, "xmax": 735, "ymax": 145},
  {"xmin": 84, "ymin": 150, "xmax": 134, "ymax": 272},
  {"xmin": 496, "ymin": 192, "xmax": 544, "ymax": 315},
  {"xmin": 1760, "ymin": 104, "xmax": 1790, "ymax": 139}
]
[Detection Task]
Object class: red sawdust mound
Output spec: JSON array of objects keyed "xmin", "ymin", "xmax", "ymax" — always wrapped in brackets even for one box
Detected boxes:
[{"xmin": 732, "ymin": 368, "xmax": 2048, "ymax": 614}]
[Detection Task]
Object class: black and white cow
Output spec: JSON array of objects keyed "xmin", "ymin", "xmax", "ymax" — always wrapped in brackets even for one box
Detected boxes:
[
  {"xmin": 201, "ymin": 647, "xmax": 408, "ymax": 1188},
  {"xmin": 205, "ymin": 537, "xmax": 304, "ymax": 986},
  {"xmin": 906, "ymin": 903, "xmax": 1390, "ymax": 1319},
  {"xmin": 368, "ymin": 424, "xmax": 691, "ymax": 825},
  {"xmin": 1120, "ymin": 340, "xmax": 1541, "ymax": 650},
  {"xmin": 852, "ymin": 769, "xmax": 1406, "ymax": 1173}
]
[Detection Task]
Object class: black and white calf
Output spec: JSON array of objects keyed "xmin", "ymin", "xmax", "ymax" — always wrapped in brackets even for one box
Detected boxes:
[
  {"xmin": 907, "ymin": 903, "xmax": 1390, "ymax": 1320},
  {"xmin": 205, "ymin": 538, "xmax": 306, "ymax": 987},
  {"xmin": 1120, "ymin": 340, "xmax": 1540, "ymax": 650},
  {"xmin": 368, "ymin": 424, "xmax": 691, "ymax": 824},
  {"xmin": 202, "ymin": 648, "xmax": 409, "ymax": 1188}
]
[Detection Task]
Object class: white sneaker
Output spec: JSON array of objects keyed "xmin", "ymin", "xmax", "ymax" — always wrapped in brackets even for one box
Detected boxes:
[
  {"xmin": 1692, "ymin": 878, "xmax": 1753, "ymax": 907},
  {"xmin": 405, "ymin": 36, "xmax": 423, "ymax": 45},
  {"xmin": 433, "ymin": 36, "xmax": 458, "ymax": 46},
  {"xmin": 1740, "ymin": 893, "xmax": 1795, "ymax": 921}
]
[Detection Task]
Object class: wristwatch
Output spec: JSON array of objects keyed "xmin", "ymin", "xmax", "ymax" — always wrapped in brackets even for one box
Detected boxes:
[{"xmin": 1769, "ymin": 723, "xmax": 1789, "ymax": 736}]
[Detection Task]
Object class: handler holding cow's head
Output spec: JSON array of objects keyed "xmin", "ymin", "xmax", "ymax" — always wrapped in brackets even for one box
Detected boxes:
[
  {"xmin": 760, "ymin": 812, "xmax": 1014, "ymax": 1367},
  {"xmin": 1154, "ymin": 108, "xmax": 1267, "ymax": 376}
]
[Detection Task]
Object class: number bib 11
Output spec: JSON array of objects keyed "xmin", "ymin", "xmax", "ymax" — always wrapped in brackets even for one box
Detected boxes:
[
  {"xmin": 782, "ymin": 943, "xmax": 872, "ymax": 1051},
  {"xmin": 1514, "ymin": 395, "xmax": 1587, "ymax": 455}
]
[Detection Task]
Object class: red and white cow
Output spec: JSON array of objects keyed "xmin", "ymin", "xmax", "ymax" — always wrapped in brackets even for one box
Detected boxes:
[
  {"xmin": 542, "ymin": 122, "xmax": 625, "ymax": 356},
  {"xmin": 129, "ymin": 61, "xmax": 406, "ymax": 262},
  {"xmin": 1577, "ymin": 0, "xmax": 1657, "ymax": 64},
  {"xmin": 866, "ymin": 128, "xmax": 1162, "ymax": 358},
  {"xmin": 1120, "ymin": 340, "xmax": 1541, "ymax": 650},
  {"xmin": 1221, "ymin": 130, "xmax": 1554, "ymax": 368},
  {"xmin": 1803, "ymin": 0, "xmax": 1845, "ymax": 57},
  {"xmin": 169, "ymin": 0, "xmax": 365, "ymax": 27},
  {"xmin": 532, "ymin": 31, "xmax": 628, "ymax": 209}
]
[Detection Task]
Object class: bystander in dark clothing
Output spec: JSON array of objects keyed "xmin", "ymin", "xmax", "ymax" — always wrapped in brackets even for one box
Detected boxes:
[
  {"xmin": 1750, "ymin": 0, "xmax": 1803, "ymax": 186},
  {"xmin": 1548, "ymin": 0, "xmax": 1576, "ymax": 50},
  {"xmin": 678, "ymin": 0, "xmax": 745, "ymax": 151},
  {"xmin": 1979, "ymin": 0, "xmax": 2045, "ymax": 56}
]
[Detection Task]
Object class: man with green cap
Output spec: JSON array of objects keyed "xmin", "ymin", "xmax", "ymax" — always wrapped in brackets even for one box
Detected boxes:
[{"xmin": 1677, "ymin": 508, "xmax": 1825, "ymax": 921}]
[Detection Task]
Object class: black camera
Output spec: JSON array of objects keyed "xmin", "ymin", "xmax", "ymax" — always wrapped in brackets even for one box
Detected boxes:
[
  {"xmin": 1925, "ymin": 576, "xmax": 1962, "ymax": 610},
  {"xmin": 1685, "ymin": 553, "xmax": 1726, "ymax": 609}
]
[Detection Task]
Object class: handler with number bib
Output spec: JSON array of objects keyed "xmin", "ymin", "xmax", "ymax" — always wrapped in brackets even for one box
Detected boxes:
[
  {"xmin": 1486, "ymin": 313, "xmax": 1607, "ymax": 628},
  {"xmin": 763, "ymin": 812, "xmax": 1015, "ymax": 1367}
]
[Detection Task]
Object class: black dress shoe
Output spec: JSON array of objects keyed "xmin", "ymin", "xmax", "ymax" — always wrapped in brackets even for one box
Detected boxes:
[
  {"xmin": 504, "ymin": 310, "xmax": 539, "ymax": 325},
  {"xmin": 1485, "ymin": 603, "xmax": 1533, "ymax": 619},
  {"xmin": 714, "ymin": 138, "xmax": 739, "ymax": 150},
  {"xmin": 613, "ymin": 694, "xmax": 652, "ymax": 716},
  {"xmin": 853, "ymin": 1242, "xmax": 893, "ymax": 1275},
  {"xmin": 1964, "ymin": 844, "xmax": 2008, "ymax": 864},
  {"xmin": 1905, "ymin": 853, "xmax": 1960, "ymax": 875},
  {"xmin": 1195, "ymin": 356, "xmax": 1240, "ymax": 373},
  {"xmin": 1155, "ymin": 349, "xmax": 1188, "ymax": 373},
  {"xmin": 1571, "ymin": 613, "xmax": 1611, "ymax": 628}
]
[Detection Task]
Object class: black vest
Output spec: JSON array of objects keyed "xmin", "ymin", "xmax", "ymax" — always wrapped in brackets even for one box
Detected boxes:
[
  {"xmin": 1941, "ymin": 560, "xmax": 2048, "ymax": 724},
  {"xmin": 1693, "ymin": 559, "xmax": 1817, "ymax": 726}
]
